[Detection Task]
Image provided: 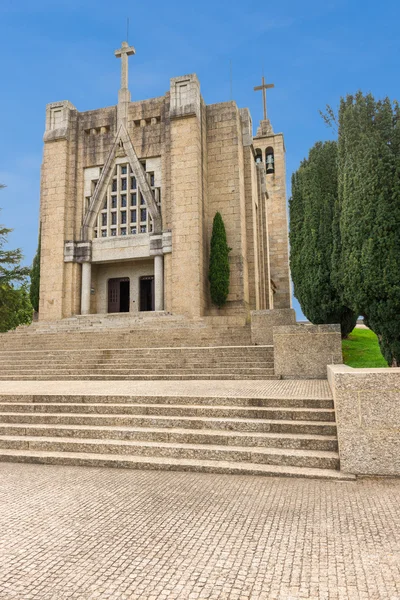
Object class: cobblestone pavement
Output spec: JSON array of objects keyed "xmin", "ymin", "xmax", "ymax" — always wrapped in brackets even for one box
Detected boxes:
[
  {"xmin": 0, "ymin": 464, "xmax": 398, "ymax": 600},
  {"xmin": 0, "ymin": 379, "xmax": 332, "ymax": 399}
]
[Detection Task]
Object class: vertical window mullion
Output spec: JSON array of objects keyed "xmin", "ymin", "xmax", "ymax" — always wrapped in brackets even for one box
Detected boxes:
[
  {"xmin": 107, "ymin": 181, "xmax": 111, "ymax": 236},
  {"xmin": 117, "ymin": 164, "xmax": 121, "ymax": 233}
]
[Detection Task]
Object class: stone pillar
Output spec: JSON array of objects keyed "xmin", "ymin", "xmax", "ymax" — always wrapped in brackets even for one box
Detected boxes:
[
  {"xmin": 81, "ymin": 262, "xmax": 91, "ymax": 315},
  {"xmin": 170, "ymin": 74, "xmax": 204, "ymax": 317},
  {"xmin": 154, "ymin": 254, "xmax": 164, "ymax": 311}
]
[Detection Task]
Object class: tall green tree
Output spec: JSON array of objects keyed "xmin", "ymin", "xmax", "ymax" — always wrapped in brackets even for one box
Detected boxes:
[
  {"xmin": 0, "ymin": 283, "xmax": 32, "ymax": 332},
  {"xmin": 335, "ymin": 93, "xmax": 400, "ymax": 365},
  {"xmin": 209, "ymin": 212, "xmax": 231, "ymax": 308},
  {"xmin": 0, "ymin": 185, "xmax": 32, "ymax": 331},
  {"xmin": 30, "ymin": 228, "xmax": 41, "ymax": 313},
  {"xmin": 289, "ymin": 141, "xmax": 357, "ymax": 337}
]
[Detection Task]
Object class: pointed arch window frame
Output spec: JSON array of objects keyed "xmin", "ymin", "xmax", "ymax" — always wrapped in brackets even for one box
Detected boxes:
[{"xmin": 81, "ymin": 124, "xmax": 161, "ymax": 240}]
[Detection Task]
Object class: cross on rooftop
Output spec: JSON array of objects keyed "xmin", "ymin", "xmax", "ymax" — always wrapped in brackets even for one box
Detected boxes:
[
  {"xmin": 254, "ymin": 76, "xmax": 275, "ymax": 121},
  {"xmin": 115, "ymin": 41, "xmax": 136, "ymax": 91}
]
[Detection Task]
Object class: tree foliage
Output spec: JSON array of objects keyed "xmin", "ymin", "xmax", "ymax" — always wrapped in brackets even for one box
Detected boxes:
[
  {"xmin": 0, "ymin": 186, "xmax": 32, "ymax": 331},
  {"xmin": 0, "ymin": 283, "xmax": 32, "ymax": 332},
  {"xmin": 30, "ymin": 228, "xmax": 41, "ymax": 313},
  {"xmin": 209, "ymin": 212, "xmax": 231, "ymax": 308},
  {"xmin": 335, "ymin": 93, "xmax": 400, "ymax": 366},
  {"xmin": 289, "ymin": 141, "xmax": 357, "ymax": 337}
]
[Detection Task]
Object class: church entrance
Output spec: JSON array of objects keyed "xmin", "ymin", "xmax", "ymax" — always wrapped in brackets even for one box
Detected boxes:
[
  {"xmin": 108, "ymin": 278, "xmax": 130, "ymax": 313},
  {"xmin": 140, "ymin": 276, "xmax": 154, "ymax": 311}
]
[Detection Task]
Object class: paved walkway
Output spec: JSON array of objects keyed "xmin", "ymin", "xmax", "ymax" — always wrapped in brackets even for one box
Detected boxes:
[
  {"xmin": 0, "ymin": 379, "xmax": 332, "ymax": 399},
  {"xmin": 0, "ymin": 464, "xmax": 398, "ymax": 600}
]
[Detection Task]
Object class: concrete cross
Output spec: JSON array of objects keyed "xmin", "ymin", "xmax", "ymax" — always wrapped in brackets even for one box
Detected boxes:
[
  {"xmin": 115, "ymin": 41, "xmax": 136, "ymax": 91},
  {"xmin": 254, "ymin": 76, "xmax": 275, "ymax": 121}
]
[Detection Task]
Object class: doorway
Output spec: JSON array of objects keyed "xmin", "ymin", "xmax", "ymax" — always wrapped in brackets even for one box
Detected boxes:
[
  {"xmin": 140, "ymin": 276, "xmax": 154, "ymax": 311},
  {"xmin": 108, "ymin": 278, "xmax": 130, "ymax": 313}
]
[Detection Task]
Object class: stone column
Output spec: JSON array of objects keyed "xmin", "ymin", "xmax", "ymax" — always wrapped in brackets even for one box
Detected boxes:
[
  {"xmin": 154, "ymin": 254, "xmax": 164, "ymax": 311},
  {"xmin": 81, "ymin": 262, "xmax": 91, "ymax": 315}
]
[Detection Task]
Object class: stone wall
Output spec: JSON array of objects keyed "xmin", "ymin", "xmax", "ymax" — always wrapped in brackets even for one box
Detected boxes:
[
  {"xmin": 273, "ymin": 324, "xmax": 342, "ymax": 379},
  {"xmin": 170, "ymin": 110, "xmax": 204, "ymax": 317},
  {"xmin": 206, "ymin": 102, "xmax": 249, "ymax": 314},
  {"xmin": 328, "ymin": 364, "xmax": 400, "ymax": 476},
  {"xmin": 253, "ymin": 129, "xmax": 291, "ymax": 309},
  {"xmin": 40, "ymin": 121, "xmax": 74, "ymax": 321},
  {"xmin": 251, "ymin": 309, "xmax": 296, "ymax": 345},
  {"xmin": 39, "ymin": 70, "xmax": 284, "ymax": 321}
]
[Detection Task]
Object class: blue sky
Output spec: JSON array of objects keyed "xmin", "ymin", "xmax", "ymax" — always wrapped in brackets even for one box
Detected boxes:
[{"xmin": 1, "ymin": 0, "xmax": 399, "ymax": 317}]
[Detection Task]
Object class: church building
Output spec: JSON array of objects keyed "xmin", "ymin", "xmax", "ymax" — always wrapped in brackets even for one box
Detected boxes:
[{"xmin": 38, "ymin": 42, "xmax": 291, "ymax": 321}]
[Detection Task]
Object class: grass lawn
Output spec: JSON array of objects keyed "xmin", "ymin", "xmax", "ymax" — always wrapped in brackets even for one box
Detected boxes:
[{"xmin": 342, "ymin": 327, "xmax": 388, "ymax": 368}]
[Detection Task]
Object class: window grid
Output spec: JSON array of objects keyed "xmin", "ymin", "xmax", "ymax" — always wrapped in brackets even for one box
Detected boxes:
[{"xmin": 94, "ymin": 163, "xmax": 156, "ymax": 238}]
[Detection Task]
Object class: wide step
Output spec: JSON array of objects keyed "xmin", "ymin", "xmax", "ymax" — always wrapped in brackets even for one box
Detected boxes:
[
  {"xmin": 0, "ymin": 345, "xmax": 275, "ymax": 381},
  {"xmin": 0, "ymin": 448, "xmax": 355, "ymax": 480},
  {"xmin": 0, "ymin": 376, "xmax": 348, "ymax": 479},
  {"xmin": 0, "ymin": 436, "xmax": 340, "ymax": 469},
  {"xmin": 0, "ymin": 424, "xmax": 338, "ymax": 450}
]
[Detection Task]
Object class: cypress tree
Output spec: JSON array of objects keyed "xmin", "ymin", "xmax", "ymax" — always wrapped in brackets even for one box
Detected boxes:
[
  {"xmin": 337, "ymin": 93, "xmax": 400, "ymax": 365},
  {"xmin": 289, "ymin": 141, "xmax": 357, "ymax": 337},
  {"xmin": 30, "ymin": 228, "xmax": 41, "ymax": 313},
  {"xmin": 209, "ymin": 212, "xmax": 231, "ymax": 308}
]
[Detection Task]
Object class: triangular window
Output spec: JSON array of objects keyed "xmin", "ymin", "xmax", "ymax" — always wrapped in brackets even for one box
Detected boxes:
[{"xmin": 93, "ymin": 163, "xmax": 154, "ymax": 238}]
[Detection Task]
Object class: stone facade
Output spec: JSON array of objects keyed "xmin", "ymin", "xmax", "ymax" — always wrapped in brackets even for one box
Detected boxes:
[
  {"xmin": 273, "ymin": 324, "xmax": 343, "ymax": 379},
  {"xmin": 251, "ymin": 309, "xmax": 296, "ymax": 345},
  {"xmin": 38, "ymin": 44, "xmax": 292, "ymax": 320},
  {"xmin": 328, "ymin": 364, "xmax": 400, "ymax": 476}
]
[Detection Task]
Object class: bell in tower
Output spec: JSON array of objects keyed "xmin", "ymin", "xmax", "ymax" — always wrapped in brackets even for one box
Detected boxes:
[{"xmin": 266, "ymin": 148, "xmax": 275, "ymax": 174}]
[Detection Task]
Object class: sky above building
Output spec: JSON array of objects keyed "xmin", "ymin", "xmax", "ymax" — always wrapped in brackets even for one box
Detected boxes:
[{"xmin": 0, "ymin": 0, "xmax": 399, "ymax": 317}]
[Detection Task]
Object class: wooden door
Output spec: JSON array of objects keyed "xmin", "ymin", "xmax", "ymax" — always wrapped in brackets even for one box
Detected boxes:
[{"xmin": 108, "ymin": 278, "xmax": 120, "ymax": 313}]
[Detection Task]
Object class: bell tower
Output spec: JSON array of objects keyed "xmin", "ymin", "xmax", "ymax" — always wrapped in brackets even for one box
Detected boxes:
[{"xmin": 253, "ymin": 76, "xmax": 291, "ymax": 309}]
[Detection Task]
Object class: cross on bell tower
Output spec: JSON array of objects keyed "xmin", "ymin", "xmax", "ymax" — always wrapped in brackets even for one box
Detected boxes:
[
  {"xmin": 254, "ymin": 76, "xmax": 275, "ymax": 121},
  {"xmin": 115, "ymin": 41, "xmax": 136, "ymax": 126}
]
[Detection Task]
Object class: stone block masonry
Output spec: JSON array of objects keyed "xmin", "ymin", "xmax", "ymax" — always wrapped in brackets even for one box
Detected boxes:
[
  {"xmin": 253, "ymin": 128, "xmax": 292, "ymax": 310},
  {"xmin": 38, "ymin": 43, "xmax": 292, "ymax": 322},
  {"xmin": 273, "ymin": 324, "xmax": 343, "ymax": 379},
  {"xmin": 170, "ymin": 107, "xmax": 205, "ymax": 317},
  {"xmin": 328, "ymin": 364, "xmax": 400, "ymax": 475},
  {"xmin": 251, "ymin": 308, "xmax": 296, "ymax": 345}
]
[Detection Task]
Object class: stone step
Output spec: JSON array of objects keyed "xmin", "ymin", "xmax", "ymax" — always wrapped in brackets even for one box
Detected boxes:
[
  {"xmin": 0, "ymin": 346, "xmax": 272, "ymax": 355},
  {"xmin": 0, "ymin": 436, "xmax": 340, "ymax": 470},
  {"xmin": 0, "ymin": 353, "xmax": 272, "ymax": 361},
  {"xmin": 0, "ymin": 354, "xmax": 271, "ymax": 362},
  {"xmin": 0, "ymin": 358, "xmax": 272, "ymax": 366},
  {"xmin": 17, "ymin": 315, "xmax": 248, "ymax": 329},
  {"xmin": 0, "ymin": 448, "xmax": 355, "ymax": 480},
  {"xmin": 6, "ymin": 337, "xmax": 253, "ymax": 343},
  {"xmin": 0, "ymin": 357, "xmax": 272, "ymax": 364},
  {"xmin": 0, "ymin": 363, "xmax": 274, "ymax": 379},
  {"xmin": 0, "ymin": 424, "xmax": 338, "ymax": 451},
  {"xmin": 0, "ymin": 332, "xmax": 252, "ymax": 339},
  {"xmin": 0, "ymin": 404, "xmax": 335, "ymax": 420},
  {"xmin": 0, "ymin": 394, "xmax": 333, "ymax": 409},
  {"xmin": 0, "ymin": 413, "xmax": 337, "ymax": 434},
  {"xmin": 0, "ymin": 374, "xmax": 279, "ymax": 381},
  {"xmin": 0, "ymin": 370, "xmax": 275, "ymax": 379},
  {"xmin": 0, "ymin": 342, "xmax": 255, "ymax": 350},
  {"xmin": 0, "ymin": 351, "xmax": 271, "ymax": 357}
]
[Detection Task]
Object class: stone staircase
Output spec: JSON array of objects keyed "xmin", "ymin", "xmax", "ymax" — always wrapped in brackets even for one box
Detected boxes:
[
  {"xmin": 7, "ymin": 313, "xmax": 253, "ymax": 349},
  {"xmin": 0, "ymin": 315, "xmax": 353, "ymax": 479},
  {"xmin": 0, "ymin": 314, "xmax": 274, "ymax": 380},
  {"xmin": 0, "ymin": 381, "xmax": 354, "ymax": 480},
  {"xmin": 0, "ymin": 346, "xmax": 274, "ymax": 380}
]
